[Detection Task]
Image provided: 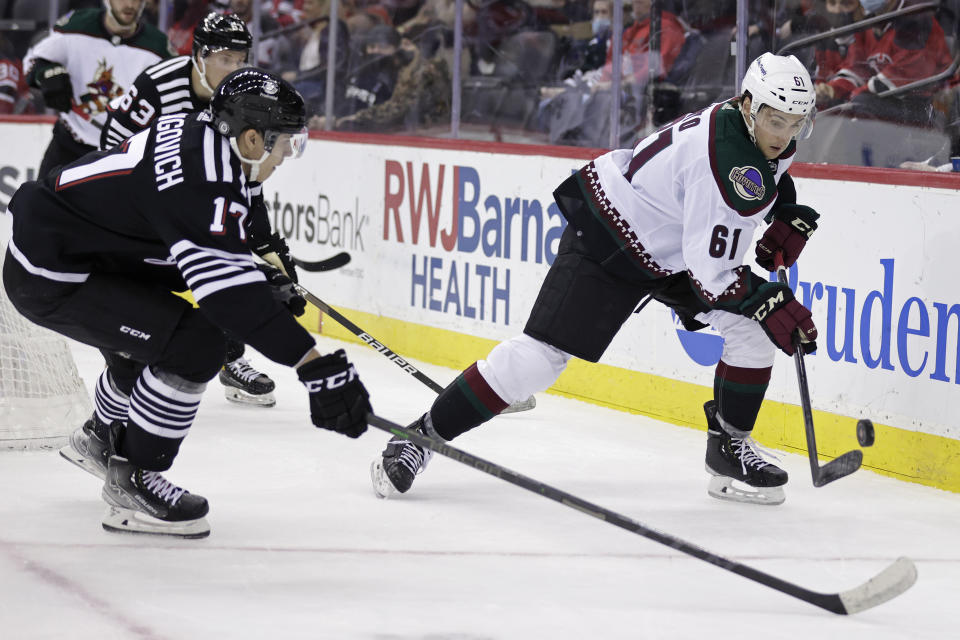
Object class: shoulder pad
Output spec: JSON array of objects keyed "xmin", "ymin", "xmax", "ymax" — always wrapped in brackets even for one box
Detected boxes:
[{"xmin": 708, "ymin": 102, "xmax": 779, "ymax": 216}]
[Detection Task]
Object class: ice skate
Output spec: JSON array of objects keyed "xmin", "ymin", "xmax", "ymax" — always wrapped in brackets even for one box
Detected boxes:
[
  {"xmin": 219, "ymin": 357, "xmax": 276, "ymax": 407},
  {"xmin": 371, "ymin": 415, "xmax": 434, "ymax": 499},
  {"xmin": 704, "ymin": 401, "xmax": 787, "ymax": 506},
  {"xmin": 59, "ymin": 415, "xmax": 111, "ymax": 480},
  {"xmin": 101, "ymin": 455, "xmax": 210, "ymax": 538}
]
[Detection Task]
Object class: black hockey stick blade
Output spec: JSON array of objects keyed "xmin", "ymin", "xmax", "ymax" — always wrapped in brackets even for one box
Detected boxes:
[
  {"xmin": 366, "ymin": 413, "xmax": 917, "ymax": 614},
  {"xmin": 293, "ymin": 252, "xmax": 351, "ymax": 272},
  {"xmin": 814, "ymin": 449, "xmax": 864, "ymax": 487}
]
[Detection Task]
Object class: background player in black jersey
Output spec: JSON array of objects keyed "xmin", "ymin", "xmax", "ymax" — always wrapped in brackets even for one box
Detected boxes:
[
  {"xmin": 2, "ymin": 69, "xmax": 371, "ymax": 538},
  {"xmin": 102, "ymin": 12, "xmax": 294, "ymax": 409}
]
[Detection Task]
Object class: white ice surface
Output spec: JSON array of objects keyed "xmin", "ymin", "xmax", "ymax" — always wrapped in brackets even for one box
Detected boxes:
[{"xmin": 1, "ymin": 335, "xmax": 958, "ymax": 639}]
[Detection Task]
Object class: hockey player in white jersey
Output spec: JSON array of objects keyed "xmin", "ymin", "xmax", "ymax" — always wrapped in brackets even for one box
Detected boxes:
[
  {"xmin": 24, "ymin": 0, "xmax": 175, "ymax": 177},
  {"xmin": 100, "ymin": 12, "xmax": 288, "ymax": 408},
  {"xmin": 371, "ymin": 53, "xmax": 820, "ymax": 506}
]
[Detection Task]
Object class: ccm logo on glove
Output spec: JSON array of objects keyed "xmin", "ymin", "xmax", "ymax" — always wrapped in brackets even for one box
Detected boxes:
[{"xmin": 302, "ymin": 365, "xmax": 358, "ymax": 392}]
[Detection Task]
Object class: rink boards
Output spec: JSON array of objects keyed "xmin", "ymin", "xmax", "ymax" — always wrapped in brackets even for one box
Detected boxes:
[{"xmin": 2, "ymin": 118, "xmax": 959, "ymax": 492}]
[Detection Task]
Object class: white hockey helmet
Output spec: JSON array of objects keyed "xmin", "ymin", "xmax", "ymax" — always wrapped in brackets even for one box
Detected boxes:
[{"xmin": 740, "ymin": 52, "xmax": 816, "ymax": 141}]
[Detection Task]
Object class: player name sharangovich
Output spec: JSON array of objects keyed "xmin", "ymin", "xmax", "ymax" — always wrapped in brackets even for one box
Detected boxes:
[{"xmin": 153, "ymin": 113, "xmax": 187, "ymax": 191}]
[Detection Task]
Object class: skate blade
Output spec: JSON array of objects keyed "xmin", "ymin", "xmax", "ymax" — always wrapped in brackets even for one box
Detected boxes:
[
  {"xmin": 59, "ymin": 445, "xmax": 106, "ymax": 481},
  {"xmin": 223, "ymin": 386, "xmax": 276, "ymax": 408},
  {"xmin": 101, "ymin": 506, "xmax": 210, "ymax": 539},
  {"xmin": 707, "ymin": 473, "xmax": 785, "ymax": 506},
  {"xmin": 501, "ymin": 396, "xmax": 536, "ymax": 414},
  {"xmin": 370, "ymin": 459, "xmax": 398, "ymax": 499}
]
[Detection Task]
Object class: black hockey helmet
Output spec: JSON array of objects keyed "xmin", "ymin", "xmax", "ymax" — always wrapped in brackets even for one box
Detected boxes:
[
  {"xmin": 211, "ymin": 68, "xmax": 307, "ymax": 154},
  {"xmin": 192, "ymin": 11, "xmax": 253, "ymax": 60}
]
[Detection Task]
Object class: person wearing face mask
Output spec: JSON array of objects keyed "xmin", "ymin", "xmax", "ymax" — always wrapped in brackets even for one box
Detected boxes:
[
  {"xmin": 337, "ymin": 25, "xmax": 404, "ymax": 119},
  {"xmin": 555, "ymin": 0, "xmax": 612, "ymax": 79},
  {"xmin": 310, "ymin": 36, "xmax": 451, "ymax": 132},
  {"xmin": 814, "ymin": 0, "xmax": 952, "ymax": 125}
]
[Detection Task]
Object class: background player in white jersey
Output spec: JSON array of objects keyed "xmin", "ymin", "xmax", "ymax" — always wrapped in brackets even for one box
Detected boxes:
[
  {"xmin": 24, "ymin": 0, "xmax": 175, "ymax": 177},
  {"xmin": 100, "ymin": 11, "xmax": 289, "ymax": 408},
  {"xmin": 2, "ymin": 69, "xmax": 371, "ymax": 538},
  {"xmin": 371, "ymin": 53, "xmax": 820, "ymax": 507}
]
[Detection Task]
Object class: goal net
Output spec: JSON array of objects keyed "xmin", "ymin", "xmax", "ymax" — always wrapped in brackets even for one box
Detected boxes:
[{"xmin": 0, "ymin": 237, "xmax": 92, "ymax": 450}]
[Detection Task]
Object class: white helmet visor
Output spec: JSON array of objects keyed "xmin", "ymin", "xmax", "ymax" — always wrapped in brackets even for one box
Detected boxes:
[{"xmin": 755, "ymin": 104, "xmax": 816, "ymax": 141}]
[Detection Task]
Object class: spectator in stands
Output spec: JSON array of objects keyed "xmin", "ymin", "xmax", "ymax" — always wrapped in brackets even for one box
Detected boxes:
[
  {"xmin": 554, "ymin": 0, "xmax": 611, "ymax": 80},
  {"xmin": 168, "ymin": 0, "xmax": 213, "ymax": 56},
  {"xmin": 539, "ymin": 0, "xmax": 685, "ymax": 146},
  {"xmin": 815, "ymin": 0, "xmax": 953, "ymax": 125},
  {"xmin": 309, "ymin": 35, "xmax": 450, "ymax": 132},
  {"xmin": 281, "ymin": 0, "xmax": 352, "ymax": 115},
  {"xmin": 230, "ymin": 0, "xmax": 294, "ymax": 70},
  {"xmin": 397, "ymin": 0, "xmax": 476, "ymax": 39},
  {"xmin": 0, "ymin": 33, "xmax": 31, "ymax": 114},
  {"xmin": 337, "ymin": 24, "xmax": 402, "ymax": 118}
]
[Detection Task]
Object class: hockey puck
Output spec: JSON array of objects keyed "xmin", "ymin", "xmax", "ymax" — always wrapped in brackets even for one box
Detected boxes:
[{"xmin": 856, "ymin": 419, "xmax": 875, "ymax": 447}]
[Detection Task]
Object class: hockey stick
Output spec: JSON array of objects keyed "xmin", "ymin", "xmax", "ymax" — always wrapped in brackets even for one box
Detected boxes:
[
  {"xmin": 293, "ymin": 252, "xmax": 351, "ymax": 272},
  {"xmin": 367, "ymin": 413, "xmax": 916, "ymax": 614},
  {"xmin": 295, "ymin": 284, "xmax": 535, "ymax": 413},
  {"xmin": 775, "ymin": 254, "xmax": 863, "ymax": 487}
]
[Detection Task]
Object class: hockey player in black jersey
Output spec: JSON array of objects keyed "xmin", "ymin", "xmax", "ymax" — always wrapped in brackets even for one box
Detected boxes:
[
  {"xmin": 2, "ymin": 68, "xmax": 372, "ymax": 538},
  {"xmin": 101, "ymin": 12, "xmax": 293, "ymax": 408},
  {"xmin": 371, "ymin": 53, "xmax": 820, "ymax": 506}
]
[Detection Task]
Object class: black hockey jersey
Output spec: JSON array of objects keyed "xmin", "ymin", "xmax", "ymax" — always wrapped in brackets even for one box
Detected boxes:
[
  {"xmin": 100, "ymin": 55, "xmax": 205, "ymax": 150},
  {"xmin": 7, "ymin": 111, "xmax": 315, "ymax": 367}
]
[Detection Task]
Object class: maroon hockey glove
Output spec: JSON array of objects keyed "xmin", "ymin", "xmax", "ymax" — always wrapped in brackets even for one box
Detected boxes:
[
  {"xmin": 740, "ymin": 282, "xmax": 817, "ymax": 356},
  {"xmin": 298, "ymin": 349, "xmax": 371, "ymax": 438},
  {"xmin": 755, "ymin": 204, "xmax": 819, "ymax": 272},
  {"xmin": 257, "ymin": 264, "xmax": 306, "ymax": 316}
]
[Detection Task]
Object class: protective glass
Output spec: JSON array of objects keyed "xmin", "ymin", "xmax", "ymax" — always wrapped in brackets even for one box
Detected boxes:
[{"xmin": 264, "ymin": 128, "xmax": 308, "ymax": 160}]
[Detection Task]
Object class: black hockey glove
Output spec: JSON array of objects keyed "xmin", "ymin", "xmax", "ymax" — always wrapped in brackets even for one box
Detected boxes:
[
  {"xmin": 755, "ymin": 204, "xmax": 819, "ymax": 272},
  {"xmin": 257, "ymin": 264, "xmax": 306, "ymax": 316},
  {"xmin": 37, "ymin": 64, "xmax": 73, "ymax": 112},
  {"xmin": 251, "ymin": 231, "xmax": 298, "ymax": 283},
  {"xmin": 297, "ymin": 349, "xmax": 371, "ymax": 438},
  {"xmin": 246, "ymin": 181, "xmax": 298, "ymax": 282},
  {"xmin": 740, "ymin": 282, "xmax": 818, "ymax": 356}
]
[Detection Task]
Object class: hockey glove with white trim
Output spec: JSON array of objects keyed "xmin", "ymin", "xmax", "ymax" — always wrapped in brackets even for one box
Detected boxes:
[
  {"xmin": 257, "ymin": 264, "xmax": 306, "ymax": 316},
  {"xmin": 740, "ymin": 282, "xmax": 817, "ymax": 356},
  {"xmin": 755, "ymin": 204, "xmax": 819, "ymax": 272},
  {"xmin": 298, "ymin": 349, "xmax": 370, "ymax": 438},
  {"xmin": 37, "ymin": 64, "xmax": 73, "ymax": 112},
  {"xmin": 251, "ymin": 231, "xmax": 298, "ymax": 283},
  {"xmin": 246, "ymin": 182, "xmax": 299, "ymax": 282}
]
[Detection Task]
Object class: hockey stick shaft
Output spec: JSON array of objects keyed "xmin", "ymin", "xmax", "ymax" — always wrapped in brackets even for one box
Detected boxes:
[
  {"xmin": 295, "ymin": 284, "xmax": 445, "ymax": 393},
  {"xmin": 293, "ymin": 252, "xmax": 351, "ymax": 272},
  {"xmin": 367, "ymin": 413, "xmax": 914, "ymax": 614},
  {"xmin": 774, "ymin": 255, "xmax": 862, "ymax": 486},
  {"xmin": 294, "ymin": 285, "xmax": 536, "ymax": 412}
]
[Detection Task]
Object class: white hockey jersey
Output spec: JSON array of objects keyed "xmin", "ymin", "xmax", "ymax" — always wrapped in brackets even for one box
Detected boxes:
[
  {"xmin": 581, "ymin": 98, "xmax": 794, "ymax": 312},
  {"xmin": 24, "ymin": 8, "xmax": 174, "ymax": 148}
]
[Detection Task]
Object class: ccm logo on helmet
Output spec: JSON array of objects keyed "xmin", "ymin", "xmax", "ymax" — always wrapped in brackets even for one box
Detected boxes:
[{"xmin": 303, "ymin": 365, "xmax": 358, "ymax": 392}]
